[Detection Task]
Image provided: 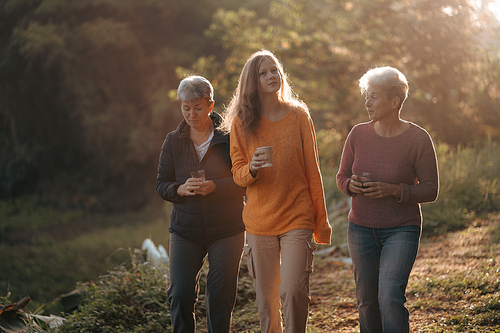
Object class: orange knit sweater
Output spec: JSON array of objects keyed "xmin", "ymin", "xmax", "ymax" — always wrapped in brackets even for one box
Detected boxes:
[{"xmin": 230, "ymin": 107, "xmax": 331, "ymax": 244}]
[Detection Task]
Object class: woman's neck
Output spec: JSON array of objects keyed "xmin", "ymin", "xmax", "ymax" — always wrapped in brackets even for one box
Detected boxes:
[
  {"xmin": 260, "ymin": 94, "xmax": 288, "ymax": 122},
  {"xmin": 190, "ymin": 122, "xmax": 214, "ymax": 146},
  {"xmin": 373, "ymin": 117, "xmax": 410, "ymax": 138}
]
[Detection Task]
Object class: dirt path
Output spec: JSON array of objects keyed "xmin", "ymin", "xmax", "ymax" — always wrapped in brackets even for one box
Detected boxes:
[{"xmin": 308, "ymin": 215, "xmax": 500, "ymax": 332}]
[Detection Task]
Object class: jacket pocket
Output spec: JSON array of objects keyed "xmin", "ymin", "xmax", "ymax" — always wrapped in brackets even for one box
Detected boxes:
[
  {"xmin": 243, "ymin": 244, "xmax": 255, "ymax": 279},
  {"xmin": 170, "ymin": 209, "xmax": 177, "ymax": 226}
]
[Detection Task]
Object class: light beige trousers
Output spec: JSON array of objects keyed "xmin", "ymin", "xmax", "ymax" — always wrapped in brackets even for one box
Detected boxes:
[{"xmin": 245, "ymin": 229, "xmax": 316, "ymax": 333}]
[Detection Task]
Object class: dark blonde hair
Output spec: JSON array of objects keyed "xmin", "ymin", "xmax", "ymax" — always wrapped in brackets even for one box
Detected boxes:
[
  {"xmin": 221, "ymin": 50, "xmax": 307, "ymax": 135},
  {"xmin": 359, "ymin": 66, "xmax": 409, "ymax": 110}
]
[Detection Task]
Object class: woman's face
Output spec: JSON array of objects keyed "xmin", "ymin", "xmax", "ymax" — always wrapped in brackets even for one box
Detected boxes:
[
  {"xmin": 180, "ymin": 98, "xmax": 214, "ymax": 131},
  {"xmin": 258, "ymin": 58, "xmax": 281, "ymax": 95},
  {"xmin": 364, "ymin": 84, "xmax": 396, "ymax": 122}
]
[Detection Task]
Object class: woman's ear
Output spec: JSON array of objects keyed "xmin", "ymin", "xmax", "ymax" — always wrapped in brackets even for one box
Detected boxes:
[
  {"xmin": 392, "ymin": 96, "xmax": 401, "ymax": 109},
  {"xmin": 209, "ymin": 101, "xmax": 215, "ymax": 114}
]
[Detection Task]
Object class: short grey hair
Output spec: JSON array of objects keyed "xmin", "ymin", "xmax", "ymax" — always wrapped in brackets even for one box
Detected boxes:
[
  {"xmin": 359, "ymin": 66, "xmax": 409, "ymax": 110},
  {"xmin": 177, "ymin": 75, "xmax": 214, "ymax": 103}
]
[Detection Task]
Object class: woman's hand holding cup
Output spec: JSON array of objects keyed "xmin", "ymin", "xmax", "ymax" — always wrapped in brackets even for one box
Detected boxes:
[
  {"xmin": 177, "ymin": 170, "xmax": 206, "ymax": 197},
  {"xmin": 249, "ymin": 146, "xmax": 272, "ymax": 177},
  {"xmin": 349, "ymin": 172, "xmax": 371, "ymax": 194}
]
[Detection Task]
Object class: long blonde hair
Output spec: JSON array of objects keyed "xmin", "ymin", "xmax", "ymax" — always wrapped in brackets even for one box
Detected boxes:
[{"xmin": 221, "ymin": 50, "xmax": 307, "ymax": 136}]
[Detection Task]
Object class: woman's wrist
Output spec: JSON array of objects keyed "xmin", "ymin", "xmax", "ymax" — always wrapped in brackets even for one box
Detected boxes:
[
  {"xmin": 177, "ymin": 184, "xmax": 185, "ymax": 196},
  {"xmin": 249, "ymin": 165, "xmax": 257, "ymax": 178},
  {"xmin": 393, "ymin": 184, "xmax": 401, "ymax": 198}
]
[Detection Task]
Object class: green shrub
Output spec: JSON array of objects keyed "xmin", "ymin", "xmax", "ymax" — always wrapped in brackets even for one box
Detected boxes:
[
  {"xmin": 53, "ymin": 249, "xmax": 256, "ymax": 333},
  {"xmin": 56, "ymin": 249, "xmax": 171, "ymax": 333},
  {"xmin": 422, "ymin": 140, "xmax": 500, "ymax": 235}
]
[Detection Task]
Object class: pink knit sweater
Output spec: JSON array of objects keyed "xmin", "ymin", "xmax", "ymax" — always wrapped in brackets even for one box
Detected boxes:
[{"xmin": 336, "ymin": 121, "xmax": 439, "ymax": 229}]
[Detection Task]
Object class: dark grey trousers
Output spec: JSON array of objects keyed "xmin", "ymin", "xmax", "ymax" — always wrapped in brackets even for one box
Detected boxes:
[{"xmin": 167, "ymin": 232, "xmax": 245, "ymax": 333}]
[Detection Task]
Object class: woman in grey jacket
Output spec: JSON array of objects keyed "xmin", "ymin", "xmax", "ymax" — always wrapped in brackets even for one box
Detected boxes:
[{"xmin": 156, "ymin": 76, "xmax": 245, "ymax": 333}]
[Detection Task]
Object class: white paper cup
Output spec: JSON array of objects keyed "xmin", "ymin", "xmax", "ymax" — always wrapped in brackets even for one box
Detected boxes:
[{"xmin": 257, "ymin": 146, "xmax": 273, "ymax": 168}]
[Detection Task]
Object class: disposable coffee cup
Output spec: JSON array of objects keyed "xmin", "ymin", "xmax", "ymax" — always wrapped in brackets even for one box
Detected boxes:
[{"xmin": 257, "ymin": 146, "xmax": 273, "ymax": 168}]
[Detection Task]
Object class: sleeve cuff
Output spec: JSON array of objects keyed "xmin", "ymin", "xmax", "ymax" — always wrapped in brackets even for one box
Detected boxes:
[
  {"xmin": 314, "ymin": 220, "xmax": 332, "ymax": 245},
  {"xmin": 397, "ymin": 183, "xmax": 410, "ymax": 203}
]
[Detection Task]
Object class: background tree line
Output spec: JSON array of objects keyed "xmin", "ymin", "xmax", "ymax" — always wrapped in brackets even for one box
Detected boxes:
[{"xmin": 1, "ymin": 0, "xmax": 499, "ymax": 212}]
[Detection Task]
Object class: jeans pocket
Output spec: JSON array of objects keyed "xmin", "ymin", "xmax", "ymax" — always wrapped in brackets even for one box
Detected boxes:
[
  {"xmin": 305, "ymin": 239, "xmax": 317, "ymax": 273},
  {"xmin": 243, "ymin": 244, "xmax": 255, "ymax": 278}
]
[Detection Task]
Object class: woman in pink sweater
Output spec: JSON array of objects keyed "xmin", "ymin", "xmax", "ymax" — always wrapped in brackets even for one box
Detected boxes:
[
  {"xmin": 221, "ymin": 50, "xmax": 331, "ymax": 333},
  {"xmin": 336, "ymin": 67, "xmax": 439, "ymax": 333}
]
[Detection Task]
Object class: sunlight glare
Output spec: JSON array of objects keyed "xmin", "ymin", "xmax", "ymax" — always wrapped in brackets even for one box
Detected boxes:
[{"xmin": 471, "ymin": 0, "xmax": 500, "ymax": 20}]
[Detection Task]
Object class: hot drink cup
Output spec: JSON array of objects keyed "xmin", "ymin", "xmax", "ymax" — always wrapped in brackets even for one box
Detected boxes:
[{"xmin": 257, "ymin": 146, "xmax": 273, "ymax": 168}]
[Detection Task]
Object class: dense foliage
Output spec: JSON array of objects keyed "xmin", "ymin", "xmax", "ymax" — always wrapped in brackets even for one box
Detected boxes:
[
  {"xmin": 0, "ymin": 0, "xmax": 271, "ymax": 210},
  {"xmin": 188, "ymin": 0, "xmax": 500, "ymax": 145},
  {"xmin": 1, "ymin": 0, "xmax": 499, "ymax": 211}
]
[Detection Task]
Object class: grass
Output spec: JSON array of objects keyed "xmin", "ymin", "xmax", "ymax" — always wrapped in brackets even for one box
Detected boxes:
[{"xmin": 0, "ymin": 200, "xmax": 171, "ymax": 309}]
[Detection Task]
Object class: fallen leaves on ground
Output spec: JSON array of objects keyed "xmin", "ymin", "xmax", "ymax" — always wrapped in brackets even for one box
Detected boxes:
[{"xmin": 305, "ymin": 214, "xmax": 500, "ymax": 332}]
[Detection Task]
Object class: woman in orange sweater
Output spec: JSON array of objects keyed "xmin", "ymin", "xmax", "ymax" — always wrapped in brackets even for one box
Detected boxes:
[{"xmin": 221, "ymin": 50, "xmax": 332, "ymax": 333}]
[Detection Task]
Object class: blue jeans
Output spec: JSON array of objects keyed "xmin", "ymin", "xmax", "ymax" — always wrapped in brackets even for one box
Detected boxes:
[
  {"xmin": 347, "ymin": 222, "xmax": 421, "ymax": 333},
  {"xmin": 168, "ymin": 232, "xmax": 244, "ymax": 333}
]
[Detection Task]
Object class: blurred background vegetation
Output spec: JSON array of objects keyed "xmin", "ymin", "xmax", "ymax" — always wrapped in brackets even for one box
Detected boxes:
[
  {"xmin": 1, "ymin": 0, "xmax": 500, "ymax": 312},
  {"xmin": 1, "ymin": 0, "xmax": 499, "ymax": 210}
]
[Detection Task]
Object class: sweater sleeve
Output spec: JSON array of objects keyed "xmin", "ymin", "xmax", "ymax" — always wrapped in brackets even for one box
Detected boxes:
[
  {"xmin": 156, "ymin": 133, "xmax": 185, "ymax": 203},
  {"xmin": 336, "ymin": 129, "xmax": 355, "ymax": 197},
  {"xmin": 230, "ymin": 117, "xmax": 259, "ymax": 187},
  {"xmin": 397, "ymin": 131, "xmax": 439, "ymax": 204},
  {"xmin": 302, "ymin": 114, "xmax": 332, "ymax": 244},
  {"xmin": 211, "ymin": 152, "xmax": 246, "ymax": 199}
]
